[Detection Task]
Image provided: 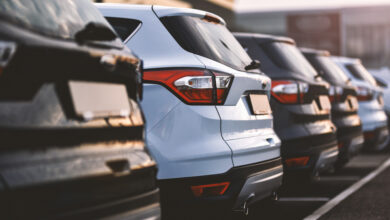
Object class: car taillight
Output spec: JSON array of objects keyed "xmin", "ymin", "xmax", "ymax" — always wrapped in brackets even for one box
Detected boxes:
[
  {"xmin": 143, "ymin": 69, "xmax": 232, "ymax": 104},
  {"xmin": 363, "ymin": 131, "xmax": 375, "ymax": 140},
  {"xmin": 271, "ymin": 80, "xmax": 309, "ymax": 104},
  {"xmin": 0, "ymin": 41, "xmax": 17, "ymax": 76},
  {"xmin": 191, "ymin": 182, "xmax": 230, "ymax": 197},
  {"xmin": 356, "ymin": 86, "xmax": 373, "ymax": 101},
  {"xmin": 285, "ymin": 156, "xmax": 310, "ymax": 167},
  {"xmin": 329, "ymin": 86, "xmax": 343, "ymax": 103}
]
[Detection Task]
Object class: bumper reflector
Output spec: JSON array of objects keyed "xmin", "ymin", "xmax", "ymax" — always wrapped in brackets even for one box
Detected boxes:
[
  {"xmin": 191, "ymin": 182, "xmax": 230, "ymax": 197},
  {"xmin": 364, "ymin": 131, "xmax": 375, "ymax": 140},
  {"xmin": 338, "ymin": 142, "xmax": 344, "ymax": 149},
  {"xmin": 285, "ymin": 156, "xmax": 310, "ymax": 167}
]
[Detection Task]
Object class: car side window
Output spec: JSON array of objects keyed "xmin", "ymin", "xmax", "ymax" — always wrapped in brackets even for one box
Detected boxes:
[{"xmin": 106, "ymin": 17, "xmax": 141, "ymax": 42}]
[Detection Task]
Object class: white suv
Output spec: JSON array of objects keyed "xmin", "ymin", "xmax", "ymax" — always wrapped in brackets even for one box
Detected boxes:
[
  {"xmin": 98, "ymin": 4, "xmax": 282, "ymax": 218},
  {"xmin": 333, "ymin": 56, "xmax": 389, "ymax": 151}
]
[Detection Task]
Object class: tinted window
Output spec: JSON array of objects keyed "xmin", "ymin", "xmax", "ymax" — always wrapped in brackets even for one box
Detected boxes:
[
  {"xmin": 0, "ymin": 0, "xmax": 113, "ymax": 40},
  {"xmin": 263, "ymin": 42, "xmax": 318, "ymax": 78},
  {"xmin": 346, "ymin": 63, "xmax": 377, "ymax": 86},
  {"xmin": 161, "ymin": 16, "xmax": 253, "ymax": 72},
  {"xmin": 106, "ymin": 17, "xmax": 141, "ymax": 41},
  {"xmin": 311, "ymin": 56, "xmax": 349, "ymax": 84}
]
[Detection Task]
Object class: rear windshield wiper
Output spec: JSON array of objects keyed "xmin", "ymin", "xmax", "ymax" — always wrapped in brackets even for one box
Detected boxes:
[
  {"xmin": 245, "ymin": 60, "xmax": 261, "ymax": 71},
  {"xmin": 75, "ymin": 22, "xmax": 117, "ymax": 43}
]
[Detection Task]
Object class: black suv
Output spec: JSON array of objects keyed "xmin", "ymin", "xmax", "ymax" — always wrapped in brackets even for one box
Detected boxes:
[
  {"xmin": 0, "ymin": 1, "xmax": 159, "ymax": 219},
  {"xmin": 235, "ymin": 33, "xmax": 338, "ymax": 181},
  {"xmin": 301, "ymin": 48, "xmax": 364, "ymax": 168}
]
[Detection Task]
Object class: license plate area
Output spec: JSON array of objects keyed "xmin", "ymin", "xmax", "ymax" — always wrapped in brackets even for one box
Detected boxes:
[
  {"xmin": 317, "ymin": 95, "xmax": 331, "ymax": 111},
  {"xmin": 347, "ymin": 96, "xmax": 358, "ymax": 110},
  {"xmin": 68, "ymin": 81, "xmax": 131, "ymax": 120},
  {"xmin": 248, "ymin": 94, "xmax": 271, "ymax": 115}
]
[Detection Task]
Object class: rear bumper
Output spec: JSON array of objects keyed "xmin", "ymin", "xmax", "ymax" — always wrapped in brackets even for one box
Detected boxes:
[
  {"xmin": 282, "ymin": 133, "xmax": 338, "ymax": 176},
  {"xmin": 363, "ymin": 126, "xmax": 389, "ymax": 151},
  {"xmin": 1, "ymin": 188, "xmax": 161, "ymax": 220},
  {"xmin": 57, "ymin": 189, "xmax": 161, "ymax": 220},
  {"xmin": 158, "ymin": 158, "xmax": 282, "ymax": 216},
  {"xmin": 314, "ymin": 146, "xmax": 339, "ymax": 173},
  {"xmin": 0, "ymin": 143, "xmax": 159, "ymax": 220},
  {"xmin": 337, "ymin": 126, "xmax": 364, "ymax": 162},
  {"xmin": 233, "ymin": 164, "xmax": 283, "ymax": 210}
]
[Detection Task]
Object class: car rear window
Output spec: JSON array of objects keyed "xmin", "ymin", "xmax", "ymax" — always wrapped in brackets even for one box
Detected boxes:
[
  {"xmin": 346, "ymin": 63, "xmax": 377, "ymax": 86},
  {"xmin": 106, "ymin": 17, "xmax": 141, "ymax": 41},
  {"xmin": 262, "ymin": 42, "xmax": 318, "ymax": 79},
  {"xmin": 160, "ymin": 15, "xmax": 253, "ymax": 72},
  {"xmin": 311, "ymin": 56, "xmax": 350, "ymax": 84},
  {"xmin": 0, "ymin": 0, "xmax": 112, "ymax": 40}
]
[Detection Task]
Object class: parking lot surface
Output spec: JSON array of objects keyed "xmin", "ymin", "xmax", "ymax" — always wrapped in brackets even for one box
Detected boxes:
[
  {"xmin": 247, "ymin": 152, "xmax": 390, "ymax": 220},
  {"xmin": 320, "ymin": 155, "xmax": 390, "ymax": 220}
]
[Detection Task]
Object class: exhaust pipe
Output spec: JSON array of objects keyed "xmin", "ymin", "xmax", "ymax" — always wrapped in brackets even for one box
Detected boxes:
[
  {"xmin": 271, "ymin": 191, "xmax": 279, "ymax": 201},
  {"xmin": 237, "ymin": 193, "xmax": 255, "ymax": 216}
]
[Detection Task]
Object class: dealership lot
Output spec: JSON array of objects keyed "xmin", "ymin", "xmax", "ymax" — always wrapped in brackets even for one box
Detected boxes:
[
  {"xmin": 248, "ymin": 151, "xmax": 390, "ymax": 219},
  {"xmin": 2, "ymin": 1, "xmax": 390, "ymax": 219}
]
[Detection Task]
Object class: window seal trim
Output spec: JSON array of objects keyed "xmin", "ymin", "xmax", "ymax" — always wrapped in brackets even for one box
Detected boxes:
[{"xmin": 123, "ymin": 22, "xmax": 142, "ymax": 44}]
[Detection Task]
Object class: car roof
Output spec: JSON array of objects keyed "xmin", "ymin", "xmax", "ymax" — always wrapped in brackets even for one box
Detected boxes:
[
  {"xmin": 300, "ymin": 47, "xmax": 330, "ymax": 57},
  {"xmin": 95, "ymin": 3, "xmax": 152, "ymax": 12},
  {"xmin": 331, "ymin": 56, "xmax": 380, "ymax": 90},
  {"xmin": 95, "ymin": 3, "xmax": 226, "ymax": 25},
  {"xmin": 331, "ymin": 55, "xmax": 361, "ymax": 64},
  {"xmin": 233, "ymin": 32, "xmax": 295, "ymax": 45}
]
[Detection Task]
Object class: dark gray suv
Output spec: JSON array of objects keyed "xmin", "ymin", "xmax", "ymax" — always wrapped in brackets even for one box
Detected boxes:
[
  {"xmin": 235, "ymin": 33, "xmax": 338, "ymax": 181},
  {"xmin": 0, "ymin": 1, "xmax": 159, "ymax": 219}
]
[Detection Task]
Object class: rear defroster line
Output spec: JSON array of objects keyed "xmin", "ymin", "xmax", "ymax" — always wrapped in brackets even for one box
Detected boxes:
[{"xmin": 303, "ymin": 156, "xmax": 390, "ymax": 220}]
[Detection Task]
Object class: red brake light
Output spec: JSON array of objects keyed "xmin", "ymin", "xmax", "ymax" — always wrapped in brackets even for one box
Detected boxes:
[
  {"xmin": 329, "ymin": 86, "xmax": 343, "ymax": 103},
  {"xmin": 356, "ymin": 86, "xmax": 373, "ymax": 101},
  {"xmin": 191, "ymin": 182, "xmax": 230, "ymax": 197},
  {"xmin": 271, "ymin": 80, "xmax": 308, "ymax": 104},
  {"xmin": 364, "ymin": 131, "xmax": 375, "ymax": 140},
  {"xmin": 143, "ymin": 69, "xmax": 232, "ymax": 104},
  {"xmin": 285, "ymin": 156, "xmax": 310, "ymax": 167}
]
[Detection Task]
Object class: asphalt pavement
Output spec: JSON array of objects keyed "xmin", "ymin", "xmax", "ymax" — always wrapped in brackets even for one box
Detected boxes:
[
  {"xmin": 320, "ymin": 156, "xmax": 390, "ymax": 220},
  {"xmin": 247, "ymin": 152, "xmax": 390, "ymax": 220}
]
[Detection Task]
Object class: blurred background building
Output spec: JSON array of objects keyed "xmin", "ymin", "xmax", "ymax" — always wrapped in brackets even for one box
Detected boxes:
[{"xmin": 96, "ymin": 0, "xmax": 390, "ymax": 69}]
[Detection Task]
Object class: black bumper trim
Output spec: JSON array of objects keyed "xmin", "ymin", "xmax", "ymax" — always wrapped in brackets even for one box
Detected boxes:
[
  {"xmin": 158, "ymin": 157, "xmax": 282, "ymax": 215},
  {"xmin": 281, "ymin": 134, "xmax": 338, "ymax": 175}
]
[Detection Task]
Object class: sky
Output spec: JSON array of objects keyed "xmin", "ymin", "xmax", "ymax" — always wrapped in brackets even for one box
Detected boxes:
[{"xmin": 235, "ymin": 0, "xmax": 390, "ymax": 13}]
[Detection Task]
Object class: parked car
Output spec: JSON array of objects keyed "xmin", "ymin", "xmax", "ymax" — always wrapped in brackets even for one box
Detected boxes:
[
  {"xmin": 301, "ymin": 48, "xmax": 364, "ymax": 168},
  {"xmin": 332, "ymin": 56, "xmax": 389, "ymax": 151},
  {"xmin": 0, "ymin": 1, "xmax": 160, "ymax": 219},
  {"xmin": 98, "ymin": 4, "xmax": 283, "ymax": 218},
  {"xmin": 369, "ymin": 68, "xmax": 390, "ymax": 130},
  {"xmin": 235, "ymin": 33, "xmax": 338, "ymax": 181}
]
